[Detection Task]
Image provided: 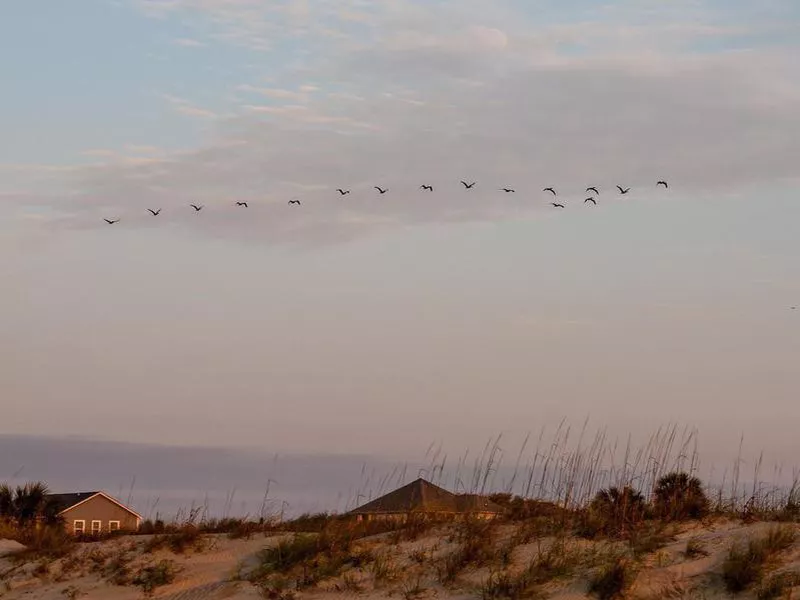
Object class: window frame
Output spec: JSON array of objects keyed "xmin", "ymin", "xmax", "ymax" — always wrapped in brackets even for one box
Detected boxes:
[
  {"xmin": 109, "ymin": 520, "xmax": 121, "ymax": 532},
  {"xmin": 91, "ymin": 520, "xmax": 102, "ymax": 535},
  {"xmin": 73, "ymin": 520, "xmax": 86, "ymax": 535}
]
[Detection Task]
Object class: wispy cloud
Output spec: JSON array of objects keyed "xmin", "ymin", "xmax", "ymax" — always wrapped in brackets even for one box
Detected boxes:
[
  {"xmin": 11, "ymin": 0, "xmax": 799, "ymax": 244},
  {"xmin": 163, "ymin": 94, "xmax": 217, "ymax": 119},
  {"xmin": 173, "ymin": 37, "xmax": 205, "ymax": 47}
]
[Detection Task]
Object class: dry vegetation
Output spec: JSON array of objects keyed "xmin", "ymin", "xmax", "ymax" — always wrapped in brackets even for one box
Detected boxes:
[{"xmin": 5, "ymin": 427, "xmax": 800, "ymax": 599}]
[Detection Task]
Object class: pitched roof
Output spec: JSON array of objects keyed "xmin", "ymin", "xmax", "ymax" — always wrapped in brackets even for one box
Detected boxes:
[
  {"xmin": 46, "ymin": 491, "xmax": 142, "ymax": 519},
  {"xmin": 349, "ymin": 478, "xmax": 504, "ymax": 515},
  {"xmin": 47, "ymin": 492, "xmax": 100, "ymax": 512}
]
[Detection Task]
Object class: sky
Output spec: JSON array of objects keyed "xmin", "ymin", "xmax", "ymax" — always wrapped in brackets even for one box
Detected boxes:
[{"xmin": 2, "ymin": 0, "xmax": 800, "ymax": 508}]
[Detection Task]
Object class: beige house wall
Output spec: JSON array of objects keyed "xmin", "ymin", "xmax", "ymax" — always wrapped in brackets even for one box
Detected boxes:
[{"xmin": 61, "ymin": 495, "xmax": 141, "ymax": 534}]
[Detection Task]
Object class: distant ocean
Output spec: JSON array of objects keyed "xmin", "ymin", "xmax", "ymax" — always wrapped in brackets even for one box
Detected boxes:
[
  {"xmin": 0, "ymin": 435, "xmax": 424, "ymax": 520},
  {"xmin": 2, "ymin": 429, "xmax": 795, "ymax": 521}
]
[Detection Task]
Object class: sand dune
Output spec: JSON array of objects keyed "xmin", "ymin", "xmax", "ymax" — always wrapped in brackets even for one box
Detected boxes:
[{"xmin": 3, "ymin": 520, "xmax": 800, "ymax": 599}]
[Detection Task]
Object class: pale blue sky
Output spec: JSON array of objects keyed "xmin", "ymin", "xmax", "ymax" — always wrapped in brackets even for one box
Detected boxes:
[{"xmin": 2, "ymin": 0, "xmax": 800, "ymax": 477}]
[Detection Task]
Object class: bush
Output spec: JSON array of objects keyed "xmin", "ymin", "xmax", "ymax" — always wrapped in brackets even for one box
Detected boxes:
[
  {"xmin": 628, "ymin": 524, "xmax": 674, "ymax": 558},
  {"xmin": 587, "ymin": 557, "xmax": 635, "ymax": 600},
  {"xmin": 132, "ymin": 560, "xmax": 177, "ymax": 596},
  {"xmin": 757, "ymin": 570, "xmax": 800, "ymax": 599},
  {"xmin": 488, "ymin": 494, "xmax": 566, "ymax": 522},
  {"xmin": 437, "ymin": 518, "xmax": 498, "ymax": 584},
  {"xmin": 683, "ymin": 537, "xmax": 709, "ymax": 559},
  {"xmin": 480, "ymin": 540, "xmax": 580, "ymax": 599},
  {"xmin": 0, "ymin": 482, "xmax": 61, "ymax": 527},
  {"xmin": 723, "ymin": 526, "xmax": 797, "ymax": 593},
  {"xmin": 143, "ymin": 526, "xmax": 204, "ymax": 554},
  {"xmin": 12, "ymin": 525, "xmax": 75, "ymax": 560},
  {"xmin": 580, "ymin": 486, "xmax": 646, "ymax": 538},
  {"xmin": 653, "ymin": 473, "xmax": 709, "ymax": 521}
]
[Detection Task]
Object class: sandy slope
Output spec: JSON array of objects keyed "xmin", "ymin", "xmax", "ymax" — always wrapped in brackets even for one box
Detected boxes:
[{"xmin": 2, "ymin": 521, "xmax": 800, "ymax": 599}]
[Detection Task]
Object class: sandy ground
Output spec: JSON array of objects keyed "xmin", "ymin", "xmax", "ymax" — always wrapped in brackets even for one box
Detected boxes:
[{"xmin": 2, "ymin": 520, "xmax": 800, "ymax": 600}]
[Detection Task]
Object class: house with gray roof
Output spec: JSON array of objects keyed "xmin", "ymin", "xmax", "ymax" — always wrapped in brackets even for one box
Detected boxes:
[
  {"xmin": 47, "ymin": 491, "xmax": 142, "ymax": 535},
  {"xmin": 349, "ymin": 478, "xmax": 505, "ymax": 521}
]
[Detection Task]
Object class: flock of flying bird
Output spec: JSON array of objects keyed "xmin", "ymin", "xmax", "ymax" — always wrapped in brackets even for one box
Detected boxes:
[{"xmin": 101, "ymin": 180, "xmax": 670, "ymax": 224}]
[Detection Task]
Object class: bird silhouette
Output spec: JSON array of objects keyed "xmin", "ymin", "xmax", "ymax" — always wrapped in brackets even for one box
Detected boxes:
[
  {"xmin": 543, "ymin": 187, "xmax": 557, "ymax": 195},
  {"xmin": 336, "ymin": 189, "xmax": 350, "ymax": 195},
  {"xmin": 501, "ymin": 188, "xmax": 515, "ymax": 193},
  {"xmin": 374, "ymin": 186, "xmax": 388, "ymax": 194},
  {"xmin": 236, "ymin": 202, "xmax": 248, "ymax": 207},
  {"xmin": 584, "ymin": 197, "xmax": 597, "ymax": 205},
  {"xmin": 551, "ymin": 203, "xmax": 565, "ymax": 208},
  {"xmin": 190, "ymin": 204, "xmax": 203, "ymax": 211},
  {"xmin": 657, "ymin": 181, "xmax": 668, "ymax": 188},
  {"xmin": 147, "ymin": 208, "xmax": 161, "ymax": 216},
  {"xmin": 288, "ymin": 199, "xmax": 301, "ymax": 205},
  {"xmin": 420, "ymin": 185, "xmax": 433, "ymax": 191},
  {"xmin": 104, "ymin": 218, "xmax": 120, "ymax": 224},
  {"xmin": 461, "ymin": 181, "xmax": 476, "ymax": 189},
  {"xmin": 586, "ymin": 186, "xmax": 599, "ymax": 195},
  {"xmin": 616, "ymin": 186, "xmax": 630, "ymax": 194}
]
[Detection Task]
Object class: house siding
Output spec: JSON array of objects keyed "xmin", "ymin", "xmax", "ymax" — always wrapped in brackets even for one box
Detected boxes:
[{"xmin": 61, "ymin": 495, "xmax": 140, "ymax": 534}]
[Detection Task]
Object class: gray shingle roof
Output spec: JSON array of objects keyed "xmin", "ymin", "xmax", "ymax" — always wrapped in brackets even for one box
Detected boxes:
[
  {"xmin": 349, "ymin": 478, "xmax": 504, "ymax": 515},
  {"xmin": 46, "ymin": 492, "xmax": 101, "ymax": 513}
]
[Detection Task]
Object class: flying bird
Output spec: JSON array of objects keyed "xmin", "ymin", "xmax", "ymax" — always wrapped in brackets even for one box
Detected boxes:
[
  {"xmin": 236, "ymin": 202, "xmax": 248, "ymax": 207},
  {"xmin": 374, "ymin": 186, "xmax": 388, "ymax": 194},
  {"xmin": 147, "ymin": 208, "xmax": 161, "ymax": 216},
  {"xmin": 461, "ymin": 181, "xmax": 476, "ymax": 189},
  {"xmin": 586, "ymin": 186, "xmax": 599, "ymax": 195},
  {"xmin": 104, "ymin": 218, "xmax": 119, "ymax": 224},
  {"xmin": 288, "ymin": 199, "xmax": 301, "ymax": 205},
  {"xmin": 190, "ymin": 204, "xmax": 203, "ymax": 211},
  {"xmin": 551, "ymin": 203, "xmax": 565, "ymax": 208},
  {"xmin": 584, "ymin": 197, "xmax": 597, "ymax": 205},
  {"xmin": 420, "ymin": 185, "xmax": 433, "ymax": 191},
  {"xmin": 657, "ymin": 181, "xmax": 669, "ymax": 188},
  {"xmin": 501, "ymin": 188, "xmax": 515, "ymax": 193},
  {"xmin": 336, "ymin": 189, "xmax": 350, "ymax": 195},
  {"xmin": 616, "ymin": 186, "xmax": 630, "ymax": 194},
  {"xmin": 543, "ymin": 187, "xmax": 557, "ymax": 195}
]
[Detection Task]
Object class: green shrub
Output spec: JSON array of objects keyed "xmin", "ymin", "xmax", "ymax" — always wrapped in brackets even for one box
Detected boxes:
[
  {"xmin": 132, "ymin": 560, "xmax": 177, "ymax": 596},
  {"xmin": 587, "ymin": 557, "xmax": 634, "ymax": 600},
  {"xmin": 723, "ymin": 526, "xmax": 797, "ymax": 593},
  {"xmin": 653, "ymin": 473, "xmax": 709, "ymax": 521},
  {"xmin": 580, "ymin": 486, "xmax": 646, "ymax": 538}
]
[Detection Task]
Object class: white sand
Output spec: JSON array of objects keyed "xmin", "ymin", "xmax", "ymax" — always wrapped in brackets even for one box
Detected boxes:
[{"xmin": 2, "ymin": 521, "xmax": 799, "ymax": 599}]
